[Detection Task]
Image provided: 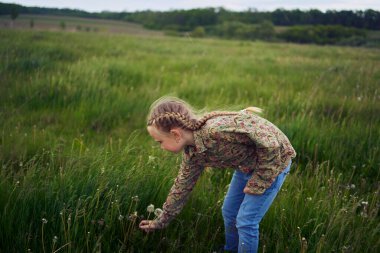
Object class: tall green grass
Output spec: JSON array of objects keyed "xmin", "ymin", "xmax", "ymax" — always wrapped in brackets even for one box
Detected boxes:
[{"xmin": 0, "ymin": 29, "xmax": 379, "ymax": 252}]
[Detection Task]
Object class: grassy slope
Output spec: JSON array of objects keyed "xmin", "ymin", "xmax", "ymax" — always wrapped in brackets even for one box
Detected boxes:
[
  {"xmin": 0, "ymin": 14, "xmax": 164, "ymax": 35},
  {"xmin": 0, "ymin": 28, "xmax": 379, "ymax": 252}
]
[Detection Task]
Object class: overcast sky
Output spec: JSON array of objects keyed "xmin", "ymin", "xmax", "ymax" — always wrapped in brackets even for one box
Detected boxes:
[{"xmin": 4, "ymin": 1, "xmax": 380, "ymax": 12}]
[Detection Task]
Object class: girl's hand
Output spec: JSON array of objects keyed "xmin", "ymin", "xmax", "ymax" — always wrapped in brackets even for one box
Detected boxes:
[{"xmin": 139, "ymin": 220, "xmax": 161, "ymax": 233}]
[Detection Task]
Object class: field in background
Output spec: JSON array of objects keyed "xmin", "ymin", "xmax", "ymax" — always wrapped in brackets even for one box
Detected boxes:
[
  {"xmin": 0, "ymin": 24, "xmax": 379, "ymax": 253},
  {"xmin": 0, "ymin": 14, "xmax": 164, "ymax": 36}
]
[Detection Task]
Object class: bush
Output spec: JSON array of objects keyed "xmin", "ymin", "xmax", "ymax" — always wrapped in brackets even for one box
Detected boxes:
[
  {"xmin": 191, "ymin": 26, "xmax": 206, "ymax": 38},
  {"xmin": 279, "ymin": 25, "xmax": 367, "ymax": 45}
]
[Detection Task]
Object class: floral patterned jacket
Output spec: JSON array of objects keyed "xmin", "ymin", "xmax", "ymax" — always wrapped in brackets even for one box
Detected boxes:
[{"xmin": 156, "ymin": 109, "xmax": 296, "ymax": 228}]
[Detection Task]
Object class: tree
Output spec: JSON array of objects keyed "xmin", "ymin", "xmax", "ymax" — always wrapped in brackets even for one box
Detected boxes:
[
  {"xmin": 254, "ymin": 20, "xmax": 275, "ymax": 40},
  {"xmin": 10, "ymin": 6, "xmax": 19, "ymax": 27}
]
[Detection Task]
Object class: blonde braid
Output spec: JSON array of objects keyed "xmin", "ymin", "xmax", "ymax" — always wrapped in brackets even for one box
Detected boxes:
[
  {"xmin": 193, "ymin": 111, "xmax": 239, "ymax": 130},
  {"xmin": 146, "ymin": 96, "xmax": 263, "ymax": 132},
  {"xmin": 148, "ymin": 112, "xmax": 197, "ymax": 130}
]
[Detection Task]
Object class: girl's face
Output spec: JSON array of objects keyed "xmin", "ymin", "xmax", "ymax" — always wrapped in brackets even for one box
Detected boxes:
[{"xmin": 147, "ymin": 126, "xmax": 185, "ymax": 153}]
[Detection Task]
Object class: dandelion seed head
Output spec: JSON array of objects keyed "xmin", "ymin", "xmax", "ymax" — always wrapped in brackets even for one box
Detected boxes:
[
  {"xmin": 53, "ymin": 236, "xmax": 58, "ymax": 243},
  {"xmin": 147, "ymin": 204, "xmax": 155, "ymax": 213},
  {"xmin": 42, "ymin": 218, "xmax": 48, "ymax": 224},
  {"xmin": 154, "ymin": 208, "xmax": 163, "ymax": 217},
  {"xmin": 129, "ymin": 211, "xmax": 138, "ymax": 220},
  {"xmin": 118, "ymin": 215, "xmax": 124, "ymax": 221}
]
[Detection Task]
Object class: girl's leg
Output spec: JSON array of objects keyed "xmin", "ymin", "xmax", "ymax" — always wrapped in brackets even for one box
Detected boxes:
[
  {"xmin": 236, "ymin": 161, "xmax": 292, "ymax": 253},
  {"xmin": 222, "ymin": 170, "xmax": 247, "ymax": 252}
]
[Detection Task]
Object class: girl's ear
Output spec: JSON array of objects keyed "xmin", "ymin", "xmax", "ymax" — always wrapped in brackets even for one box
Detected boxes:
[{"xmin": 170, "ymin": 128, "xmax": 182, "ymax": 140}]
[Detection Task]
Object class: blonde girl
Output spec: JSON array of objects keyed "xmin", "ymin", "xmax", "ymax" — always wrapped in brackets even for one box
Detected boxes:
[{"xmin": 139, "ymin": 96, "xmax": 296, "ymax": 253}]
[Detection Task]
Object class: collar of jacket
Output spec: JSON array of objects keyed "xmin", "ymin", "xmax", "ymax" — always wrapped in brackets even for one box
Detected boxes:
[{"xmin": 185, "ymin": 128, "xmax": 207, "ymax": 157}]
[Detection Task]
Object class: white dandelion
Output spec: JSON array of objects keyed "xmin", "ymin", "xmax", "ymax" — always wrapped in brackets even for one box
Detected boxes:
[
  {"xmin": 154, "ymin": 208, "xmax": 163, "ymax": 217},
  {"xmin": 147, "ymin": 204, "xmax": 155, "ymax": 213}
]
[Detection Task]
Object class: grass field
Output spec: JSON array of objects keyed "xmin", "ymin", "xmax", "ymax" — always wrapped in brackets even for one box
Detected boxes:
[{"xmin": 0, "ymin": 19, "xmax": 379, "ymax": 253}]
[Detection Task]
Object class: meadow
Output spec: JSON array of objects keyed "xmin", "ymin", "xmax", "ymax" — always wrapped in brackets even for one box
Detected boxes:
[{"xmin": 0, "ymin": 20, "xmax": 379, "ymax": 252}]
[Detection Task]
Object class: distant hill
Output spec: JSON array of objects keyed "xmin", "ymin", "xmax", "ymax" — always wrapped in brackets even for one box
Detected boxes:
[{"xmin": 1, "ymin": 2, "xmax": 379, "ymax": 30}]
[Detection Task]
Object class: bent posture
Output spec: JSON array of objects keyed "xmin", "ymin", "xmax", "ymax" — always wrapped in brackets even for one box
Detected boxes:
[{"xmin": 139, "ymin": 96, "xmax": 296, "ymax": 253}]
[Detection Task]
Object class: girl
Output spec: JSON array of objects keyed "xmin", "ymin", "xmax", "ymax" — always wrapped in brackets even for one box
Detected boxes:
[{"xmin": 139, "ymin": 96, "xmax": 296, "ymax": 253}]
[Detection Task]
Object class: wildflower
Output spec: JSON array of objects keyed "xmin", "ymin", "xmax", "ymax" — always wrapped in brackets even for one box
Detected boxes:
[
  {"xmin": 147, "ymin": 204, "xmax": 155, "ymax": 213},
  {"xmin": 53, "ymin": 236, "xmax": 58, "ymax": 243},
  {"xmin": 131, "ymin": 195, "xmax": 139, "ymax": 202},
  {"xmin": 129, "ymin": 211, "xmax": 138, "ymax": 221},
  {"xmin": 361, "ymin": 201, "xmax": 369, "ymax": 206},
  {"xmin": 118, "ymin": 215, "xmax": 124, "ymax": 221},
  {"xmin": 42, "ymin": 218, "xmax": 48, "ymax": 224},
  {"xmin": 148, "ymin": 155, "xmax": 156, "ymax": 163},
  {"xmin": 154, "ymin": 208, "xmax": 163, "ymax": 217},
  {"xmin": 306, "ymin": 197, "xmax": 312, "ymax": 201}
]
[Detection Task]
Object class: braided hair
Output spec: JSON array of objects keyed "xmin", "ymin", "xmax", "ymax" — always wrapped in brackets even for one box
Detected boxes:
[{"xmin": 147, "ymin": 96, "xmax": 261, "ymax": 133}]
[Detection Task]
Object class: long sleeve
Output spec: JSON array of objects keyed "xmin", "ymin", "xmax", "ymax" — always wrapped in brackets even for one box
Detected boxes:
[
  {"xmin": 244, "ymin": 126, "xmax": 284, "ymax": 194},
  {"xmin": 155, "ymin": 153, "xmax": 204, "ymax": 228}
]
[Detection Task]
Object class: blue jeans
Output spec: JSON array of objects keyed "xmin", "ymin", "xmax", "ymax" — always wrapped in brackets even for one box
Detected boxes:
[{"xmin": 221, "ymin": 161, "xmax": 292, "ymax": 253}]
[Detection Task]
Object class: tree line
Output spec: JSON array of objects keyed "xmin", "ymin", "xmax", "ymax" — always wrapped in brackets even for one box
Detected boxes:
[
  {"xmin": 1, "ymin": 3, "xmax": 379, "ymax": 30},
  {"xmin": 1, "ymin": 3, "xmax": 379, "ymax": 46}
]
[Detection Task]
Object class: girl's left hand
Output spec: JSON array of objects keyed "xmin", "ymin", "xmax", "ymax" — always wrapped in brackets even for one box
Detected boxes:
[{"xmin": 139, "ymin": 220, "xmax": 161, "ymax": 233}]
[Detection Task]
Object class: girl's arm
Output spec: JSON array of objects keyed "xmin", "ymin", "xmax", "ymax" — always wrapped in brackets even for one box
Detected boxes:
[{"xmin": 140, "ymin": 153, "xmax": 204, "ymax": 231}]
